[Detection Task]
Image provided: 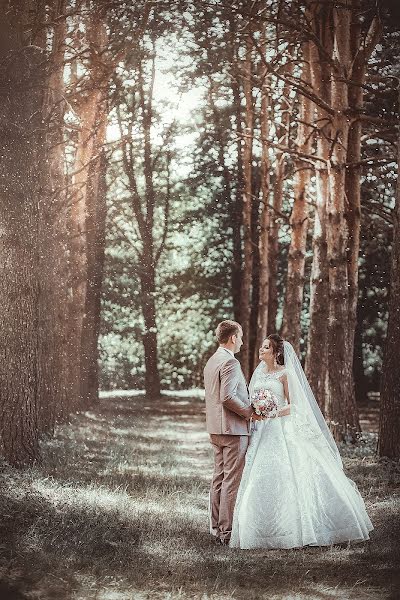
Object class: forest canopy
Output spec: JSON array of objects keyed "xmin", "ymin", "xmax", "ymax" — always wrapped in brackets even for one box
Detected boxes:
[{"xmin": 0, "ymin": 0, "xmax": 399, "ymax": 466}]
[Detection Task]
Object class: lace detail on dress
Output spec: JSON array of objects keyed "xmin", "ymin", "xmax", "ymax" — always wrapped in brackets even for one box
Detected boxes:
[
  {"xmin": 257, "ymin": 368, "xmax": 287, "ymax": 381},
  {"xmin": 230, "ymin": 363, "xmax": 373, "ymax": 550},
  {"xmin": 252, "ymin": 368, "xmax": 287, "ymax": 409}
]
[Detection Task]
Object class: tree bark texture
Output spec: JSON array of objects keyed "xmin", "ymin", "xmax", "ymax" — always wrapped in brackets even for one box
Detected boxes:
[
  {"xmin": 345, "ymin": 7, "xmax": 382, "ymax": 409},
  {"xmin": 325, "ymin": 1, "xmax": 360, "ymax": 441},
  {"xmin": 305, "ymin": 0, "xmax": 372, "ymax": 437},
  {"xmin": 140, "ymin": 263, "xmax": 161, "ymax": 398},
  {"xmin": 69, "ymin": 12, "xmax": 108, "ymax": 408},
  {"xmin": 0, "ymin": 3, "xmax": 43, "ymax": 465},
  {"xmin": 305, "ymin": 7, "xmax": 333, "ymax": 411},
  {"xmin": 80, "ymin": 143, "xmax": 108, "ymax": 407},
  {"xmin": 282, "ymin": 42, "xmax": 313, "ymax": 353},
  {"xmin": 254, "ymin": 33, "xmax": 271, "ymax": 365},
  {"xmin": 138, "ymin": 51, "xmax": 161, "ymax": 398},
  {"xmin": 268, "ymin": 67, "xmax": 293, "ymax": 334},
  {"xmin": 378, "ymin": 84, "xmax": 400, "ymax": 459},
  {"xmin": 239, "ymin": 33, "xmax": 255, "ymax": 379},
  {"xmin": 228, "ymin": 15, "xmax": 244, "ymax": 323},
  {"xmin": 38, "ymin": 0, "xmax": 69, "ymax": 433}
]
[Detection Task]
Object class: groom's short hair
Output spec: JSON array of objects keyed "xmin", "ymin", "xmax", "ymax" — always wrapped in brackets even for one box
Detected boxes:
[{"xmin": 216, "ymin": 320, "xmax": 241, "ymax": 344}]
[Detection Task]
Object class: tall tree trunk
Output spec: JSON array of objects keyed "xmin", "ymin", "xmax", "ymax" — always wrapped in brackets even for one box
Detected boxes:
[
  {"xmin": 254, "ymin": 44, "xmax": 271, "ymax": 365},
  {"xmin": 138, "ymin": 50, "xmax": 161, "ymax": 398},
  {"xmin": 325, "ymin": 1, "xmax": 360, "ymax": 441},
  {"xmin": 268, "ymin": 153, "xmax": 283, "ymax": 335},
  {"xmin": 229, "ymin": 16, "xmax": 244, "ymax": 323},
  {"xmin": 353, "ymin": 304, "xmax": 368, "ymax": 407},
  {"xmin": 305, "ymin": 3, "xmax": 333, "ymax": 412},
  {"xmin": 80, "ymin": 144, "xmax": 108, "ymax": 406},
  {"xmin": 38, "ymin": 0, "xmax": 68, "ymax": 433},
  {"xmin": 239, "ymin": 34, "xmax": 255, "ymax": 379},
  {"xmin": 268, "ymin": 69, "xmax": 293, "ymax": 334},
  {"xmin": 0, "ymin": 3, "xmax": 43, "ymax": 465},
  {"xmin": 282, "ymin": 43, "xmax": 313, "ymax": 353},
  {"xmin": 249, "ymin": 170, "xmax": 261, "ymax": 374},
  {"xmin": 344, "ymin": 54, "xmax": 363, "ymax": 426},
  {"xmin": 305, "ymin": 157, "xmax": 329, "ymax": 411},
  {"xmin": 69, "ymin": 13, "xmax": 108, "ymax": 408},
  {"xmin": 346, "ymin": 8, "xmax": 381, "ymax": 417},
  {"xmin": 345, "ymin": 3, "xmax": 363, "ymax": 366},
  {"xmin": 140, "ymin": 263, "xmax": 161, "ymax": 397},
  {"xmin": 378, "ymin": 84, "xmax": 400, "ymax": 459}
]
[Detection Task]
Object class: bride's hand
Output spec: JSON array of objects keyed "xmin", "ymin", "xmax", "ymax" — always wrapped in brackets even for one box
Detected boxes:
[{"xmin": 278, "ymin": 406, "xmax": 290, "ymax": 417}]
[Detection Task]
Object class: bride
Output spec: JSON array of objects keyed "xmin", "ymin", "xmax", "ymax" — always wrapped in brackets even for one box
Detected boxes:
[{"xmin": 230, "ymin": 334, "xmax": 373, "ymax": 550}]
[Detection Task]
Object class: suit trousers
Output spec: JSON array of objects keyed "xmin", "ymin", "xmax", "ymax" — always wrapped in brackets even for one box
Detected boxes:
[{"xmin": 209, "ymin": 433, "xmax": 249, "ymax": 543}]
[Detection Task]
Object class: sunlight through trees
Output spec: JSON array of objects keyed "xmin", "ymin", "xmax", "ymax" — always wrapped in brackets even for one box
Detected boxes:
[{"xmin": 0, "ymin": 0, "xmax": 398, "ymax": 464}]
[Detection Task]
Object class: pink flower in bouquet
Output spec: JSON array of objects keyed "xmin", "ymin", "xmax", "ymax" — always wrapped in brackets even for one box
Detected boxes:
[{"xmin": 251, "ymin": 388, "xmax": 278, "ymax": 418}]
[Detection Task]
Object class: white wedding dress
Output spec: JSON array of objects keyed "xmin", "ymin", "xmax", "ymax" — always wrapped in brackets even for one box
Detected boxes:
[{"xmin": 230, "ymin": 343, "xmax": 373, "ymax": 550}]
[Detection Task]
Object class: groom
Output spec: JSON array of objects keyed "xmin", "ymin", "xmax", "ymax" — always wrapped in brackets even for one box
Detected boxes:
[{"xmin": 204, "ymin": 320, "xmax": 258, "ymax": 545}]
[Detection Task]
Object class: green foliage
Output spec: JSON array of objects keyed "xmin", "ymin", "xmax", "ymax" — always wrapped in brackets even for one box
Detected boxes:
[
  {"xmin": 99, "ymin": 3, "xmax": 397, "ymax": 393},
  {"xmin": 100, "ymin": 179, "xmax": 233, "ymax": 389}
]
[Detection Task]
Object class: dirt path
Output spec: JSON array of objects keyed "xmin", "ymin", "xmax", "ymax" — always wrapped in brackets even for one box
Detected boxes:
[{"xmin": 0, "ymin": 394, "xmax": 398, "ymax": 600}]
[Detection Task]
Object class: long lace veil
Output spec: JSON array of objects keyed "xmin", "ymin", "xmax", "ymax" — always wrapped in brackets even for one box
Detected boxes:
[{"xmin": 249, "ymin": 341, "xmax": 342, "ymax": 467}]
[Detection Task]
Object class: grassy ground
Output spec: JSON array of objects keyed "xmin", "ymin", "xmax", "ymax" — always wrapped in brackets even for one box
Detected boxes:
[{"xmin": 0, "ymin": 393, "xmax": 399, "ymax": 600}]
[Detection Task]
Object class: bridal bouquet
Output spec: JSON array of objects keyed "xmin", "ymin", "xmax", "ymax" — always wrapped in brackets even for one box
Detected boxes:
[{"xmin": 251, "ymin": 389, "xmax": 279, "ymax": 418}]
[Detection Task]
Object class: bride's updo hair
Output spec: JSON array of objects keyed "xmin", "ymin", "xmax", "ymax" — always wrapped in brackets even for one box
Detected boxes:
[{"xmin": 267, "ymin": 334, "xmax": 285, "ymax": 365}]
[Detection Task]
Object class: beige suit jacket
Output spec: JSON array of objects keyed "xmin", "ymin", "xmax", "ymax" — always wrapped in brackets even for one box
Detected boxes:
[{"xmin": 204, "ymin": 347, "xmax": 253, "ymax": 436}]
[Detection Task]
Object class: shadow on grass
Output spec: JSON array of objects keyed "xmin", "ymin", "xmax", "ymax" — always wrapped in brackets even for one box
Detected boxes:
[
  {"xmin": 0, "ymin": 393, "xmax": 399, "ymax": 599},
  {"xmin": 0, "ymin": 582, "xmax": 26, "ymax": 600},
  {"xmin": 1, "ymin": 479, "xmax": 398, "ymax": 595}
]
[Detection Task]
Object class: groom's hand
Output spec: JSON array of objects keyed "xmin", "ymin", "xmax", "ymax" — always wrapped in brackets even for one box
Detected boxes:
[{"xmin": 251, "ymin": 412, "xmax": 264, "ymax": 421}]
